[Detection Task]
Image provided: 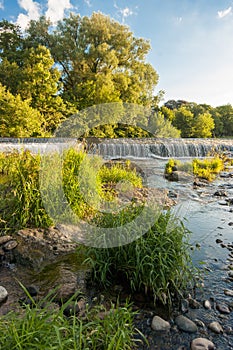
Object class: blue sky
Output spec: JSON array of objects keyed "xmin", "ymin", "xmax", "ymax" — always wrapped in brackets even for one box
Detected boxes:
[{"xmin": 0, "ymin": 0, "xmax": 233, "ymax": 107}]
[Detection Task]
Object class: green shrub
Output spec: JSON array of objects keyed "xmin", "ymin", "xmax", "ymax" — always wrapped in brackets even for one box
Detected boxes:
[
  {"xmin": 83, "ymin": 211, "xmax": 193, "ymax": 305},
  {"xmin": 165, "ymin": 157, "xmax": 225, "ymax": 181}
]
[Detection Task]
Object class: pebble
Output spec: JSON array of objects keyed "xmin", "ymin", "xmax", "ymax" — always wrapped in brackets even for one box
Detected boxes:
[
  {"xmin": 3, "ymin": 240, "xmax": 18, "ymax": 251},
  {"xmin": 0, "ymin": 236, "xmax": 13, "ymax": 245},
  {"xmin": 0, "ymin": 286, "xmax": 8, "ymax": 304},
  {"xmin": 191, "ymin": 337, "xmax": 215, "ymax": 350},
  {"xmin": 228, "ymin": 271, "xmax": 233, "ymax": 278},
  {"xmin": 216, "ymin": 302, "xmax": 231, "ymax": 314},
  {"xmin": 208, "ymin": 321, "xmax": 223, "ymax": 334},
  {"xmin": 151, "ymin": 315, "xmax": 171, "ymax": 331},
  {"xmin": 224, "ymin": 289, "xmax": 233, "ymax": 297},
  {"xmin": 188, "ymin": 298, "xmax": 200, "ymax": 309},
  {"xmin": 175, "ymin": 315, "xmax": 198, "ymax": 333},
  {"xmin": 203, "ymin": 300, "xmax": 211, "ymax": 309},
  {"xmin": 216, "ymin": 238, "xmax": 223, "ymax": 244}
]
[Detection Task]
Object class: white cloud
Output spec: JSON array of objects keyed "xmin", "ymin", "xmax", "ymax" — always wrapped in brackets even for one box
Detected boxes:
[
  {"xmin": 0, "ymin": 0, "xmax": 4, "ymax": 10},
  {"xmin": 45, "ymin": 0, "xmax": 72, "ymax": 23},
  {"xmin": 114, "ymin": 2, "xmax": 137, "ymax": 23},
  {"xmin": 217, "ymin": 6, "xmax": 232, "ymax": 19},
  {"xmin": 16, "ymin": 0, "xmax": 41, "ymax": 29},
  {"xmin": 84, "ymin": 0, "xmax": 91, "ymax": 7}
]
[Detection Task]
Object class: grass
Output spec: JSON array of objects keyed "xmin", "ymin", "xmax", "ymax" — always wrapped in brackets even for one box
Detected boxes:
[
  {"xmin": 0, "ymin": 149, "xmax": 143, "ymax": 234},
  {"xmin": 165, "ymin": 156, "xmax": 225, "ymax": 181},
  {"xmin": 0, "ymin": 286, "xmax": 141, "ymax": 350},
  {"xmin": 82, "ymin": 210, "xmax": 194, "ymax": 305}
]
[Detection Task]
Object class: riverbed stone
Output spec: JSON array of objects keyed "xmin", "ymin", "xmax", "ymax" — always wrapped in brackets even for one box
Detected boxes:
[
  {"xmin": 175, "ymin": 315, "xmax": 198, "ymax": 333},
  {"xmin": 208, "ymin": 321, "xmax": 223, "ymax": 334},
  {"xmin": 216, "ymin": 302, "xmax": 231, "ymax": 314},
  {"xmin": 151, "ymin": 315, "xmax": 171, "ymax": 331},
  {"xmin": 3, "ymin": 240, "xmax": 18, "ymax": 251},
  {"xmin": 224, "ymin": 289, "xmax": 233, "ymax": 297},
  {"xmin": 191, "ymin": 337, "xmax": 215, "ymax": 350},
  {"xmin": 203, "ymin": 300, "xmax": 211, "ymax": 309},
  {"xmin": 0, "ymin": 286, "xmax": 8, "ymax": 304}
]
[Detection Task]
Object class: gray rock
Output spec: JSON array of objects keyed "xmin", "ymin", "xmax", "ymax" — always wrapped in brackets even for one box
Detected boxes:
[
  {"xmin": 175, "ymin": 315, "xmax": 198, "ymax": 333},
  {"xmin": 216, "ymin": 302, "xmax": 230, "ymax": 314},
  {"xmin": 0, "ymin": 286, "xmax": 8, "ymax": 304},
  {"xmin": 208, "ymin": 321, "xmax": 223, "ymax": 334},
  {"xmin": 151, "ymin": 315, "xmax": 171, "ymax": 331},
  {"xmin": 180, "ymin": 299, "xmax": 189, "ymax": 313},
  {"xmin": 191, "ymin": 337, "xmax": 215, "ymax": 350}
]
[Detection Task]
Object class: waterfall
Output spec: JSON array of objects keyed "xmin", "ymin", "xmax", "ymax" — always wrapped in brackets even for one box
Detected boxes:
[
  {"xmin": 0, "ymin": 137, "xmax": 232, "ymax": 158},
  {"xmin": 93, "ymin": 138, "xmax": 233, "ymax": 159}
]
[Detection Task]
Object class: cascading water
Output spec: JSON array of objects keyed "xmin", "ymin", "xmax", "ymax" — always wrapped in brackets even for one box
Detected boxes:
[{"xmin": 0, "ymin": 137, "xmax": 232, "ymax": 158}]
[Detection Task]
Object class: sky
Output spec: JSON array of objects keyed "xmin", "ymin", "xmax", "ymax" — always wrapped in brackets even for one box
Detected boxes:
[{"xmin": 0, "ymin": 0, "xmax": 233, "ymax": 107}]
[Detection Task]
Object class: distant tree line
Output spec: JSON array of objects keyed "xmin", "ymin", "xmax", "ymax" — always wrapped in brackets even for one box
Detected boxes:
[
  {"xmin": 0, "ymin": 14, "xmax": 232, "ymax": 139},
  {"xmin": 160, "ymin": 100, "xmax": 233, "ymax": 138}
]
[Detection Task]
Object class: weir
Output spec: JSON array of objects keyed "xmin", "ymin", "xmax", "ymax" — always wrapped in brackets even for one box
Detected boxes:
[{"xmin": 0, "ymin": 137, "xmax": 232, "ymax": 158}]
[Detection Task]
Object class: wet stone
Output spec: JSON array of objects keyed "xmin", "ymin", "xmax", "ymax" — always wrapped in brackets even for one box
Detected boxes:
[
  {"xmin": 224, "ymin": 289, "xmax": 233, "ymax": 297},
  {"xmin": 191, "ymin": 337, "xmax": 215, "ymax": 350},
  {"xmin": 151, "ymin": 315, "xmax": 171, "ymax": 331},
  {"xmin": 0, "ymin": 286, "xmax": 8, "ymax": 304},
  {"xmin": 3, "ymin": 240, "xmax": 18, "ymax": 251},
  {"xmin": 216, "ymin": 303, "xmax": 231, "ymax": 314},
  {"xmin": 175, "ymin": 315, "xmax": 198, "ymax": 333},
  {"xmin": 203, "ymin": 300, "xmax": 211, "ymax": 309},
  {"xmin": 208, "ymin": 321, "xmax": 223, "ymax": 334}
]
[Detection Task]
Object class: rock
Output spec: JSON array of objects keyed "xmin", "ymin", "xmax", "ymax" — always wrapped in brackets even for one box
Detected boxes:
[
  {"xmin": 180, "ymin": 299, "xmax": 189, "ymax": 313},
  {"xmin": 151, "ymin": 315, "xmax": 171, "ymax": 331},
  {"xmin": 203, "ymin": 300, "xmax": 211, "ymax": 309},
  {"xmin": 175, "ymin": 315, "xmax": 198, "ymax": 333},
  {"xmin": 216, "ymin": 303, "xmax": 230, "ymax": 314},
  {"xmin": 228, "ymin": 222, "xmax": 233, "ymax": 226},
  {"xmin": 189, "ymin": 298, "xmax": 201, "ymax": 309},
  {"xmin": 194, "ymin": 319, "xmax": 205, "ymax": 328},
  {"xmin": 214, "ymin": 190, "xmax": 227, "ymax": 197},
  {"xmin": 218, "ymin": 200, "xmax": 228, "ymax": 205},
  {"xmin": 26, "ymin": 285, "xmax": 38, "ymax": 297},
  {"xmin": 0, "ymin": 236, "xmax": 13, "ymax": 245},
  {"xmin": 228, "ymin": 271, "xmax": 233, "ymax": 278},
  {"xmin": 224, "ymin": 289, "xmax": 233, "ymax": 297},
  {"xmin": 0, "ymin": 286, "xmax": 8, "ymax": 304},
  {"xmin": 208, "ymin": 321, "xmax": 223, "ymax": 334},
  {"xmin": 191, "ymin": 337, "xmax": 215, "ymax": 350},
  {"xmin": 3, "ymin": 240, "xmax": 18, "ymax": 251},
  {"xmin": 216, "ymin": 238, "xmax": 223, "ymax": 244}
]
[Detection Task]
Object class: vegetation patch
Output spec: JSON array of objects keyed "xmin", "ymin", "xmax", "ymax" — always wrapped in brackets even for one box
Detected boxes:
[
  {"xmin": 83, "ymin": 211, "xmax": 194, "ymax": 305},
  {"xmin": 0, "ymin": 149, "xmax": 143, "ymax": 233},
  {"xmin": 0, "ymin": 290, "xmax": 140, "ymax": 350},
  {"xmin": 165, "ymin": 156, "xmax": 225, "ymax": 181}
]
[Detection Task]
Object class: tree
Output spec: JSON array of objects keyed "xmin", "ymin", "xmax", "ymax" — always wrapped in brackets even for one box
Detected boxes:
[
  {"xmin": 215, "ymin": 104, "xmax": 233, "ymax": 137},
  {"xmin": 0, "ymin": 83, "xmax": 44, "ymax": 137},
  {"xmin": 149, "ymin": 112, "xmax": 180, "ymax": 138},
  {"xmin": 26, "ymin": 12, "xmax": 159, "ymax": 109},
  {"xmin": 192, "ymin": 112, "xmax": 215, "ymax": 138},
  {"xmin": 173, "ymin": 107, "xmax": 194, "ymax": 137}
]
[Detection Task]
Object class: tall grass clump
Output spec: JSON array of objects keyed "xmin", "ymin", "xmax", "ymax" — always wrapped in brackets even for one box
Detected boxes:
[
  {"xmin": 0, "ymin": 149, "xmax": 143, "ymax": 234},
  {"xmin": 0, "ymin": 290, "xmax": 140, "ymax": 350},
  {"xmin": 83, "ymin": 211, "xmax": 194, "ymax": 305},
  {"xmin": 0, "ymin": 150, "xmax": 53, "ymax": 232}
]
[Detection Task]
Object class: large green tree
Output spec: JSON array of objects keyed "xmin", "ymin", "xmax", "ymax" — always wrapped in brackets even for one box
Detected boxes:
[
  {"xmin": 26, "ymin": 12, "xmax": 159, "ymax": 109},
  {"xmin": 0, "ymin": 83, "xmax": 44, "ymax": 137}
]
